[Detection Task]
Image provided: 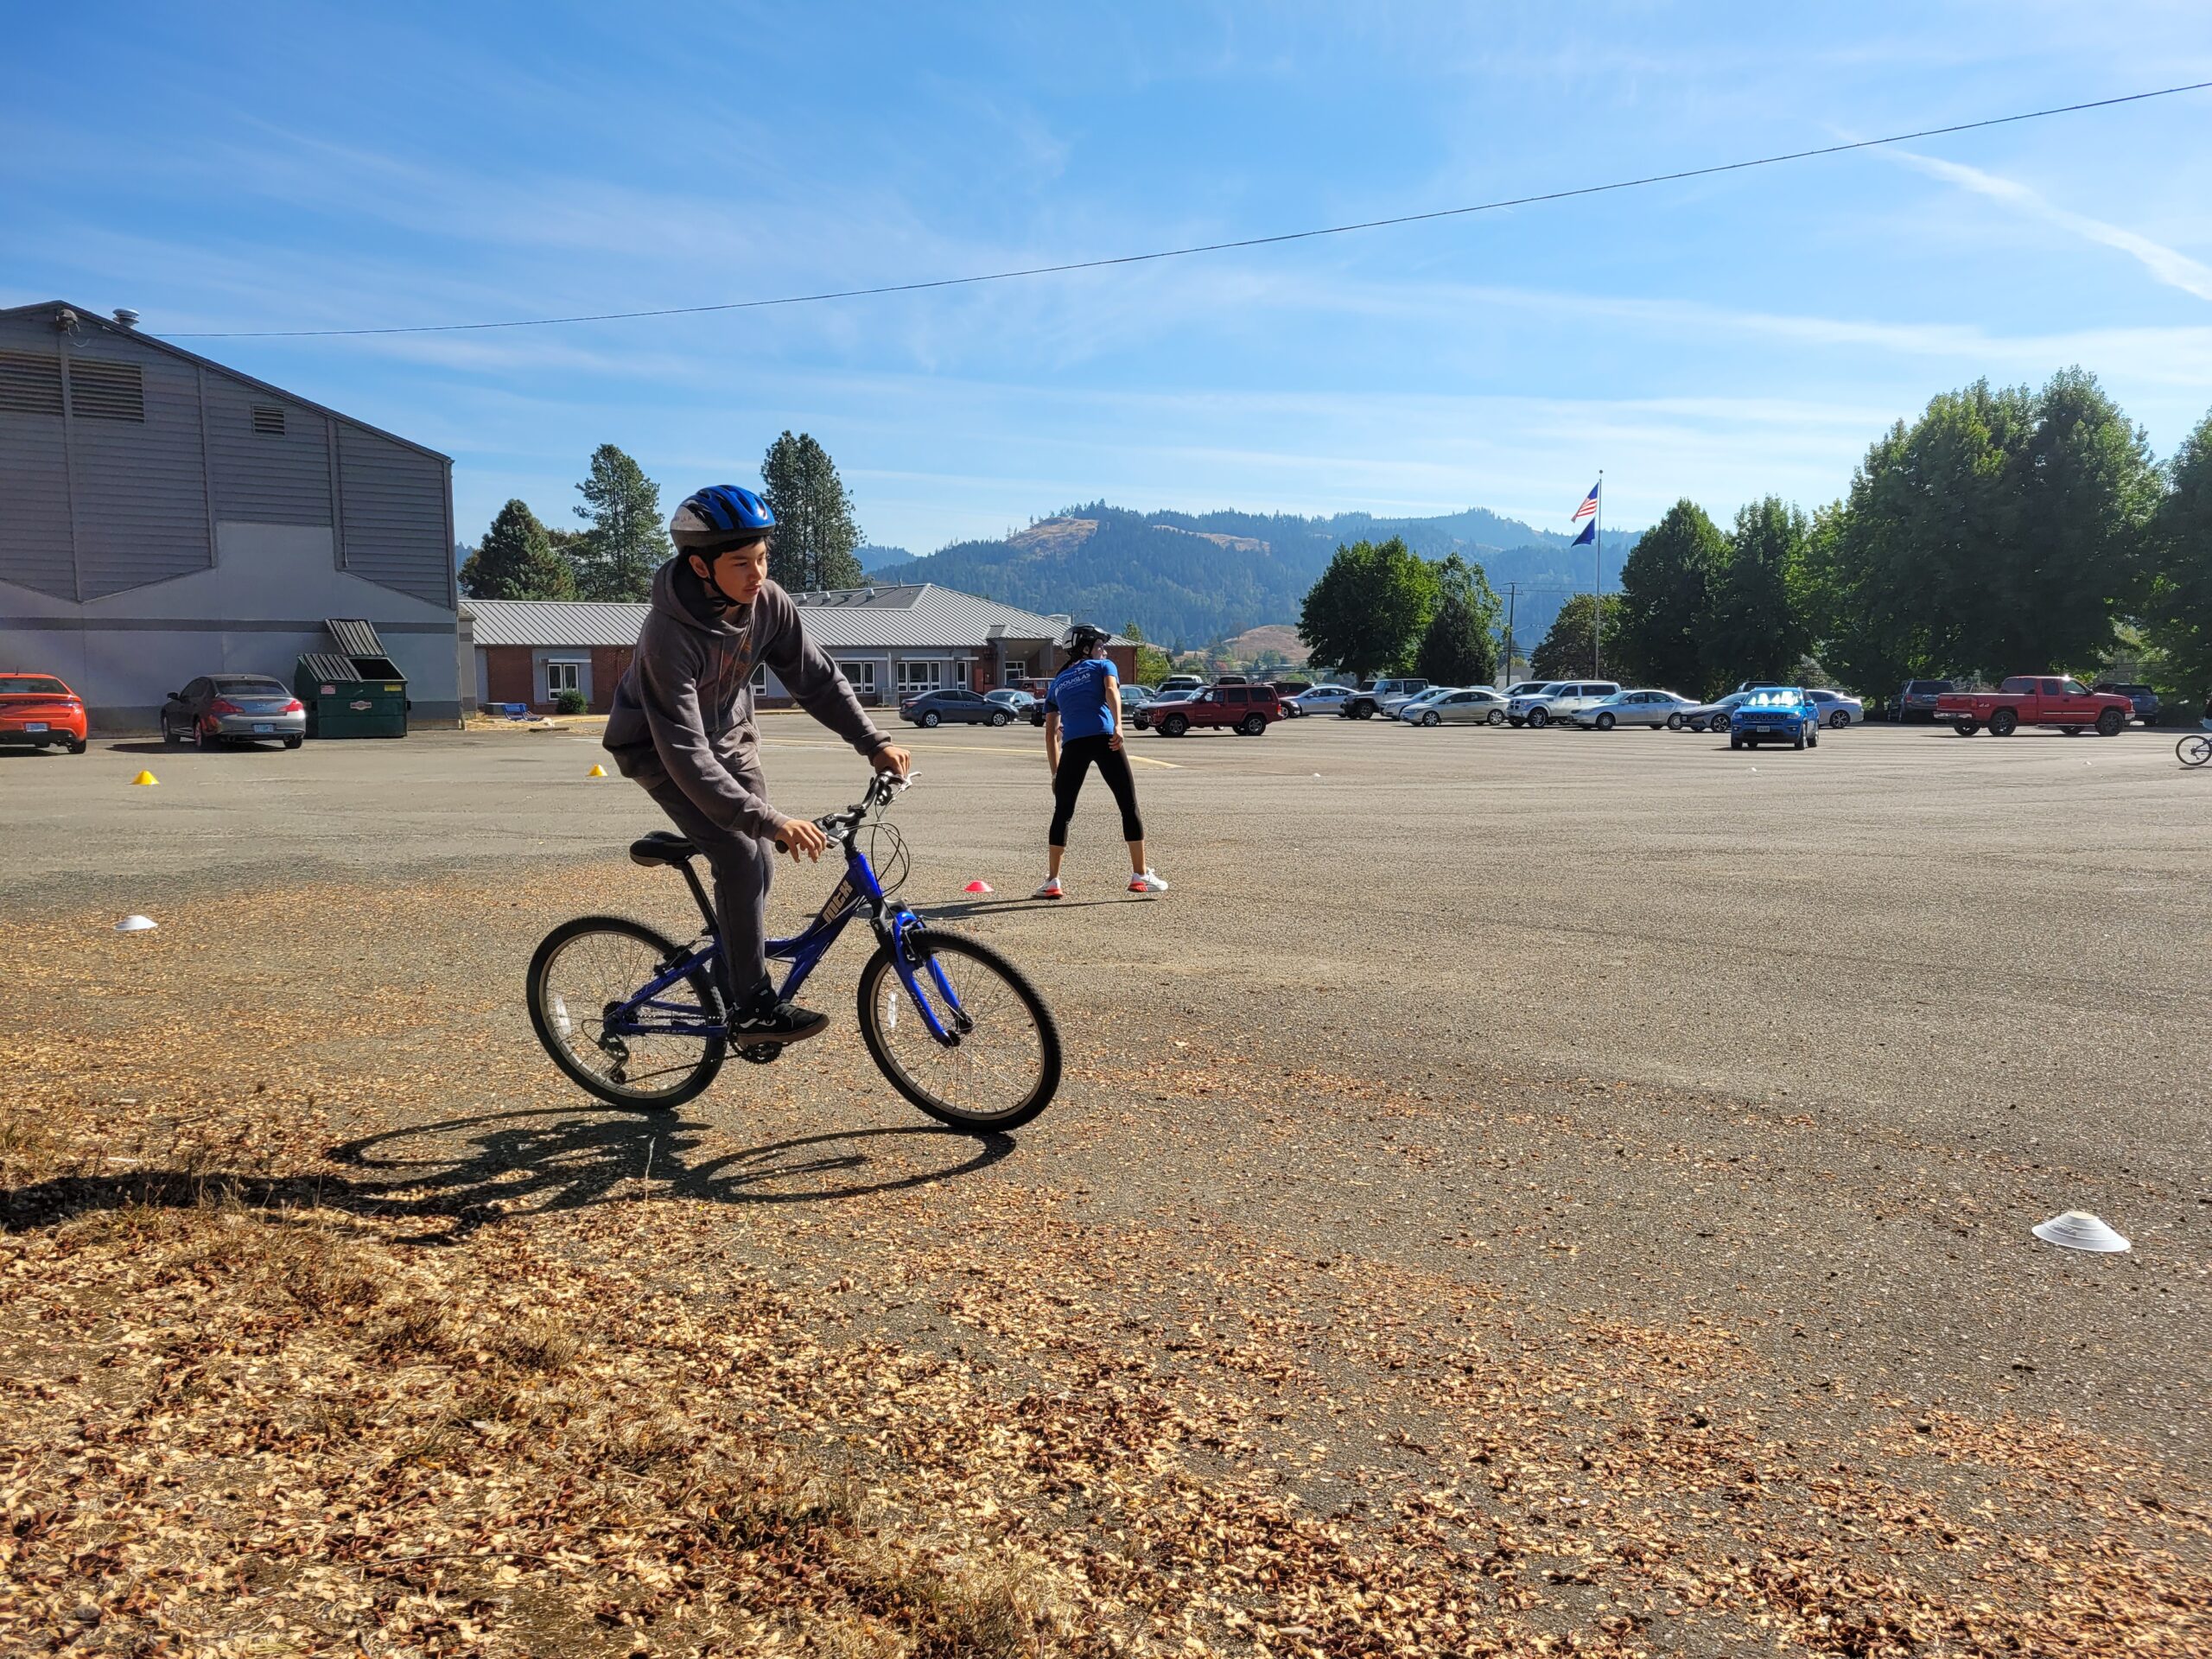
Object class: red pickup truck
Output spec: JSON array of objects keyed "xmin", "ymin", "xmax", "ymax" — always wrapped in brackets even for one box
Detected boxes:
[{"xmin": 1936, "ymin": 676, "xmax": 2133, "ymax": 738}]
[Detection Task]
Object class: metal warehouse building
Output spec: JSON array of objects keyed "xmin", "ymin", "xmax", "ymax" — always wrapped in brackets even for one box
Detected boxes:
[
  {"xmin": 465, "ymin": 585, "xmax": 1133, "ymax": 714},
  {"xmin": 0, "ymin": 301, "xmax": 460, "ymax": 728}
]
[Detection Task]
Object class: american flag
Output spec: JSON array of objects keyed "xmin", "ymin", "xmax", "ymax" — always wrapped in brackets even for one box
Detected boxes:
[{"xmin": 1571, "ymin": 482, "xmax": 1599, "ymax": 521}]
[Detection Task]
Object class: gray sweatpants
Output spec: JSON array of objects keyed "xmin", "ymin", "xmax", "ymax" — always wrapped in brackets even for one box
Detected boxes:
[{"xmin": 645, "ymin": 777, "xmax": 776, "ymax": 1007}]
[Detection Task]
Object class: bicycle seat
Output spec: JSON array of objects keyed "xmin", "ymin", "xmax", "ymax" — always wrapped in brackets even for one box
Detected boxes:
[{"xmin": 628, "ymin": 830, "xmax": 696, "ymax": 868}]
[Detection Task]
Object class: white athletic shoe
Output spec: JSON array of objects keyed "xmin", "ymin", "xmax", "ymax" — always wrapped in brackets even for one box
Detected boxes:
[
  {"xmin": 1128, "ymin": 868, "xmax": 1168, "ymax": 894},
  {"xmin": 1033, "ymin": 875, "xmax": 1065, "ymax": 899}
]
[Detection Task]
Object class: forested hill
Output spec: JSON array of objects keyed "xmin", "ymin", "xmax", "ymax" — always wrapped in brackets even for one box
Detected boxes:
[{"xmin": 865, "ymin": 502, "xmax": 1637, "ymax": 649}]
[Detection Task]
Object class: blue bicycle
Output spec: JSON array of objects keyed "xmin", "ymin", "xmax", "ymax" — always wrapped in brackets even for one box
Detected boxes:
[{"xmin": 524, "ymin": 773, "xmax": 1061, "ymax": 1130}]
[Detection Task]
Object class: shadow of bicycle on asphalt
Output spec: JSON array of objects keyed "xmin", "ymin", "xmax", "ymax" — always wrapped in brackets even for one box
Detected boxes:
[{"xmin": 3, "ymin": 1109, "xmax": 1014, "ymax": 1243}]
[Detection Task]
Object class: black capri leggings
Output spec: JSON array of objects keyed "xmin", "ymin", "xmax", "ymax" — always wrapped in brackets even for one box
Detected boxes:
[{"xmin": 1050, "ymin": 734, "xmax": 1145, "ymax": 848}]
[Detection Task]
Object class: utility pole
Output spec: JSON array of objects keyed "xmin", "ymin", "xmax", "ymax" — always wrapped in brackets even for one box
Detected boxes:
[{"xmin": 1502, "ymin": 582, "xmax": 1517, "ymax": 688}]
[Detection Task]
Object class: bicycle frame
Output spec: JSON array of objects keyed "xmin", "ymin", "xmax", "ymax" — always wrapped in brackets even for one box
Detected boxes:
[{"xmin": 606, "ymin": 822, "xmax": 969, "ymax": 1046}]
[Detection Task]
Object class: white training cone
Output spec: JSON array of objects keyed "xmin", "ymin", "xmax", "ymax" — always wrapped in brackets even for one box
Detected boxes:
[
  {"xmin": 2031, "ymin": 1210, "xmax": 2129, "ymax": 1253},
  {"xmin": 115, "ymin": 914, "xmax": 157, "ymax": 933}
]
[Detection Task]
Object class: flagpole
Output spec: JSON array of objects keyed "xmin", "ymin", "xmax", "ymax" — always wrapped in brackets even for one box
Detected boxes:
[{"xmin": 1592, "ymin": 470, "xmax": 1603, "ymax": 679}]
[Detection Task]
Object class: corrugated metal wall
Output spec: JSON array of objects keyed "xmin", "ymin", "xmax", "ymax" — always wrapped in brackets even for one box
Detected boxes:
[
  {"xmin": 0, "ymin": 311, "xmax": 454, "ymax": 612},
  {"xmin": 66, "ymin": 344, "xmax": 213, "ymax": 598},
  {"xmin": 207, "ymin": 378, "xmax": 332, "ymax": 524},
  {"xmin": 339, "ymin": 423, "xmax": 452, "ymax": 607},
  {"xmin": 0, "ymin": 326, "xmax": 75, "ymax": 600}
]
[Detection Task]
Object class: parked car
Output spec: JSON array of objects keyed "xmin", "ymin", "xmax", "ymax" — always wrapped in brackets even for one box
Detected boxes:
[
  {"xmin": 1573, "ymin": 689, "xmax": 1694, "ymax": 729},
  {"xmin": 1149, "ymin": 683, "xmax": 1281, "ymax": 737},
  {"xmin": 1806, "ymin": 689, "xmax": 1865, "ymax": 729},
  {"xmin": 900, "ymin": 687, "xmax": 1014, "ymax": 728},
  {"xmin": 0, "ymin": 672, "xmax": 89, "ymax": 753},
  {"xmin": 1501, "ymin": 682, "xmax": 1550, "ymax": 701},
  {"xmin": 1342, "ymin": 677, "xmax": 1427, "ymax": 720},
  {"xmin": 1130, "ymin": 690, "xmax": 1191, "ymax": 732},
  {"xmin": 1156, "ymin": 675, "xmax": 1205, "ymax": 698},
  {"xmin": 1269, "ymin": 680, "xmax": 1313, "ymax": 702},
  {"xmin": 1382, "ymin": 684, "xmax": 1452, "ymax": 719},
  {"xmin": 1407, "ymin": 687, "xmax": 1509, "ymax": 727},
  {"xmin": 1286, "ymin": 683, "xmax": 1353, "ymax": 718},
  {"xmin": 1729, "ymin": 686, "xmax": 1821, "ymax": 751},
  {"xmin": 2092, "ymin": 682, "xmax": 2161, "ymax": 725},
  {"xmin": 1511, "ymin": 680, "xmax": 1619, "ymax": 728},
  {"xmin": 1680, "ymin": 690, "xmax": 1751, "ymax": 733},
  {"xmin": 160, "ymin": 674, "xmax": 306, "ymax": 749},
  {"xmin": 1936, "ymin": 676, "xmax": 2133, "ymax": 738},
  {"xmin": 984, "ymin": 688, "xmax": 1036, "ymax": 715},
  {"xmin": 1896, "ymin": 678, "xmax": 1956, "ymax": 722}
]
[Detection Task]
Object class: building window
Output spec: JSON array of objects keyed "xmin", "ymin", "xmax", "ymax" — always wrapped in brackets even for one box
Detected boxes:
[
  {"xmin": 750, "ymin": 664, "xmax": 769, "ymax": 694},
  {"xmin": 545, "ymin": 661, "xmax": 582, "ymax": 698},
  {"xmin": 897, "ymin": 660, "xmax": 943, "ymax": 698},
  {"xmin": 251, "ymin": 404, "xmax": 285, "ymax": 435},
  {"xmin": 0, "ymin": 352, "xmax": 63, "ymax": 416},
  {"xmin": 836, "ymin": 660, "xmax": 878, "ymax": 696},
  {"xmin": 67, "ymin": 359, "xmax": 144, "ymax": 423}
]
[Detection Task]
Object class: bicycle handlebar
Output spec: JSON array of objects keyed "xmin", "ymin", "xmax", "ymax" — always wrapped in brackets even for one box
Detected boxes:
[{"xmin": 813, "ymin": 770, "xmax": 915, "ymax": 839}]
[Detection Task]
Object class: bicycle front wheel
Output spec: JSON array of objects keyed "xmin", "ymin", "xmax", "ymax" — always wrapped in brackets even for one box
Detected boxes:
[
  {"xmin": 857, "ymin": 932, "xmax": 1061, "ymax": 1132},
  {"xmin": 2178, "ymin": 734, "xmax": 2212, "ymax": 768},
  {"xmin": 527, "ymin": 915, "xmax": 726, "ymax": 1109}
]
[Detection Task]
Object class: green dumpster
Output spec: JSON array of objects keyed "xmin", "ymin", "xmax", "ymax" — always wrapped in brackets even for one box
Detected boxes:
[{"xmin": 295, "ymin": 652, "xmax": 410, "ymax": 739}]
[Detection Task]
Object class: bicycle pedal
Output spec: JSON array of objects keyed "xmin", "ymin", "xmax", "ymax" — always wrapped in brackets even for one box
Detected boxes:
[{"xmin": 737, "ymin": 1043, "xmax": 785, "ymax": 1065}]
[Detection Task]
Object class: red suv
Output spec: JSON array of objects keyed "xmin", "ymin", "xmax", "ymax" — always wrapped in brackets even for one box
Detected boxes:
[{"xmin": 1148, "ymin": 683, "xmax": 1281, "ymax": 737}]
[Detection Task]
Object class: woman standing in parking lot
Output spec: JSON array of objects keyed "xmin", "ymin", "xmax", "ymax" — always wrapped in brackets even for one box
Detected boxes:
[{"xmin": 1034, "ymin": 623, "xmax": 1166, "ymax": 899}]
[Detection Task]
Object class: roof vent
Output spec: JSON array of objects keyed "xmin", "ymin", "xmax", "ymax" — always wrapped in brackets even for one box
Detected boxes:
[{"xmin": 111, "ymin": 308, "xmax": 140, "ymax": 330}]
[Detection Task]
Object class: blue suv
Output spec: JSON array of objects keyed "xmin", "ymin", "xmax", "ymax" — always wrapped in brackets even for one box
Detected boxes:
[{"xmin": 1729, "ymin": 686, "xmax": 1821, "ymax": 751}]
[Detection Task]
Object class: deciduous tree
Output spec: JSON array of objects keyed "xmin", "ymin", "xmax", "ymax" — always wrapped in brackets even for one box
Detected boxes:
[
  {"xmin": 1296, "ymin": 537, "xmax": 1436, "ymax": 681},
  {"xmin": 1414, "ymin": 555, "xmax": 1503, "ymax": 685},
  {"xmin": 570, "ymin": 445, "xmax": 671, "ymax": 601},
  {"xmin": 760, "ymin": 431, "xmax": 866, "ymax": 592},
  {"xmin": 459, "ymin": 499, "xmax": 575, "ymax": 601},
  {"xmin": 1613, "ymin": 500, "xmax": 1724, "ymax": 690},
  {"xmin": 1531, "ymin": 594, "xmax": 1624, "ymax": 681},
  {"xmin": 2149, "ymin": 405, "xmax": 2212, "ymax": 700},
  {"xmin": 1701, "ymin": 498, "xmax": 1810, "ymax": 692}
]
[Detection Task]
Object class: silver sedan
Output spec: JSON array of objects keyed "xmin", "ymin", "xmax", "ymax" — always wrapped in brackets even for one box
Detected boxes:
[
  {"xmin": 1573, "ymin": 690, "xmax": 1695, "ymax": 729},
  {"xmin": 1408, "ymin": 687, "xmax": 1509, "ymax": 726},
  {"xmin": 1678, "ymin": 691, "xmax": 1750, "ymax": 733},
  {"xmin": 1808, "ymin": 689, "xmax": 1865, "ymax": 728},
  {"xmin": 161, "ymin": 673, "xmax": 307, "ymax": 749}
]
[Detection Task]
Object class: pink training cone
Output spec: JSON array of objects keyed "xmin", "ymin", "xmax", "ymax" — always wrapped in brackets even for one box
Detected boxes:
[{"xmin": 963, "ymin": 880, "xmax": 994, "ymax": 894}]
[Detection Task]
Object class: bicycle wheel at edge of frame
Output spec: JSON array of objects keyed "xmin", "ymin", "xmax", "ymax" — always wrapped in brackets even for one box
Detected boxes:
[
  {"xmin": 526, "ymin": 913, "xmax": 728, "ymax": 1110},
  {"xmin": 855, "ymin": 931, "xmax": 1062, "ymax": 1133},
  {"xmin": 2179, "ymin": 734, "xmax": 2212, "ymax": 767}
]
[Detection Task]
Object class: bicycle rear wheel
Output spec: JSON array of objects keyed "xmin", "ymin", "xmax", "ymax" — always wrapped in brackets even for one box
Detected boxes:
[
  {"xmin": 527, "ymin": 915, "xmax": 726, "ymax": 1109},
  {"xmin": 2179, "ymin": 734, "xmax": 2212, "ymax": 768},
  {"xmin": 856, "ymin": 932, "xmax": 1060, "ymax": 1132}
]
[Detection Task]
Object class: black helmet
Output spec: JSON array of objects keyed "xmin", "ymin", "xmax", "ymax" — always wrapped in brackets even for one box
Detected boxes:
[{"xmin": 1058, "ymin": 621, "xmax": 1109, "ymax": 653}]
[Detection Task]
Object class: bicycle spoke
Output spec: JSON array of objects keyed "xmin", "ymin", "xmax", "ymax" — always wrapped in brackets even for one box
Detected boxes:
[
  {"xmin": 537, "ymin": 927, "xmax": 716, "ymax": 1103},
  {"xmin": 873, "ymin": 950, "xmax": 1044, "ymax": 1120}
]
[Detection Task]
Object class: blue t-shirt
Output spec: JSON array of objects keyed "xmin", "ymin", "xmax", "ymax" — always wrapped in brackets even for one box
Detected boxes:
[{"xmin": 1046, "ymin": 657, "xmax": 1120, "ymax": 740}]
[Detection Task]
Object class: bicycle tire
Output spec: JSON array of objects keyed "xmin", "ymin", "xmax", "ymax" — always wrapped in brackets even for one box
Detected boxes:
[
  {"xmin": 856, "ymin": 932, "xmax": 1060, "ymax": 1133},
  {"xmin": 527, "ymin": 915, "xmax": 727, "ymax": 1109},
  {"xmin": 2179, "ymin": 734, "xmax": 2212, "ymax": 768}
]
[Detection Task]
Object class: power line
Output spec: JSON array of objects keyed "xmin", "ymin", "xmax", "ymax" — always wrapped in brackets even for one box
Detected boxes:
[{"xmin": 172, "ymin": 79, "xmax": 2212, "ymax": 340}]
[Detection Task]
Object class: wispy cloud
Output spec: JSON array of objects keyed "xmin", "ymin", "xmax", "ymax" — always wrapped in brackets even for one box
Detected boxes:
[{"xmin": 1888, "ymin": 149, "xmax": 2212, "ymax": 304}]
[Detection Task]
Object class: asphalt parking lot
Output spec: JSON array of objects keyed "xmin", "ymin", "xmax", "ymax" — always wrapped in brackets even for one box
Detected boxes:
[{"xmin": 7, "ymin": 711, "xmax": 2209, "ymax": 1647}]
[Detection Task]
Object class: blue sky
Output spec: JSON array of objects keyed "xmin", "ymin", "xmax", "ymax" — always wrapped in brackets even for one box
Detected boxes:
[{"xmin": 8, "ymin": 3, "xmax": 2211, "ymax": 559}]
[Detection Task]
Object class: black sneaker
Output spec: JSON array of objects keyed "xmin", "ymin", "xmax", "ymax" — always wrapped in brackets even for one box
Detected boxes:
[{"xmin": 727, "ymin": 988, "xmax": 830, "ymax": 1046}]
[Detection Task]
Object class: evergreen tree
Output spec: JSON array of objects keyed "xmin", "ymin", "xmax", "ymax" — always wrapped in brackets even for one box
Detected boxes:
[
  {"xmin": 1613, "ymin": 500, "xmax": 1725, "ymax": 690},
  {"xmin": 1531, "ymin": 594, "xmax": 1624, "ymax": 681},
  {"xmin": 760, "ymin": 431, "xmax": 865, "ymax": 592},
  {"xmin": 1414, "ymin": 554, "xmax": 1503, "ymax": 685},
  {"xmin": 458, "ymin": 499, "xmax": 575, "ymax": 601},
  {"xmin": 569, "ymin": 445, "xmax": 671, "ymax": 601},
  {"xmin": 1296, "ymin": 537, "xmax": 1436, "ymax": 680},
  {"xmin": 2149, "ymin": 405, "xmax": 2212, "ymax": 701},
  {"xmin": 1700, "ymin": 497, "xmax": 1811, "ymax": 694}
]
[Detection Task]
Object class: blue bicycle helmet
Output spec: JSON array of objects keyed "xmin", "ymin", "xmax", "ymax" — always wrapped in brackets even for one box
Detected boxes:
[{"xmin": 671, "ymin": 484, "xmax": 775, "ymax": 552}]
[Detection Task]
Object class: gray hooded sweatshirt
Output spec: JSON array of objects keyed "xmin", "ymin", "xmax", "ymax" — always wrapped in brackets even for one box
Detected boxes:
[{"xmin": 602, "ymin": 556, "xmax": 883, "ymax": 839}]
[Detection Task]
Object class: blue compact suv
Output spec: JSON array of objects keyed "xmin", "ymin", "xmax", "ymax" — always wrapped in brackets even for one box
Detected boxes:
[{"xmin": 1729, "ymin": 686, "xmax": 1820, "ymax": 751}]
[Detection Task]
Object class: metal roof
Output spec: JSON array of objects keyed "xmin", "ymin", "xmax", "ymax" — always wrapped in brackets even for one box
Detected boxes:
[
  {"xmin": 0, "ymin": 302, "xmax": 452, "ymax": 464},
  {"xmin": 462, "ymin": 584, "xmax": 1116, "ymax": 652}
]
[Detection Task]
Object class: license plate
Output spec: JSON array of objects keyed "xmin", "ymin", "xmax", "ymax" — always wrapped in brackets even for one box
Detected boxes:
[
  {"xmin": 24, "ymin": 722, "xmax": 47, "ymax": 732},
  {"xmin": 253, "ymin": 723, "xmax": 273, "ymax": 733}
]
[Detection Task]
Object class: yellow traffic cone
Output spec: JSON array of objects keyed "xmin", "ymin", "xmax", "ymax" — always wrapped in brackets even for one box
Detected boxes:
[
  {"xmin": 130, "ymin": 770, "xmax": 158, "ymax": 786},
  {"xmin": 587, "ymin": 763, "xmax": 607, "ymax": 779}
]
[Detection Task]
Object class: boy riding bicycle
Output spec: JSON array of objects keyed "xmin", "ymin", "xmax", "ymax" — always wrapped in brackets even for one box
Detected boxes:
[{"xmin": 603, "ymin": 485, "xmax": 910, "ymax": 1046}]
